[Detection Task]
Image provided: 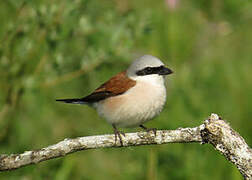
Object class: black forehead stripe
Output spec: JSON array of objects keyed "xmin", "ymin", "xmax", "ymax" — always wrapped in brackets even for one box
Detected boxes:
[{"xmin": 136, "ymin": 65, "xmax": 164, "ymax": 76}]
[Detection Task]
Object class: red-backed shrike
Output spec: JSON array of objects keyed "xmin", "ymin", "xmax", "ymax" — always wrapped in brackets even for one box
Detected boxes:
[{"xmin": 57, "ymin": 55, "xmax": 173, "ymax": 145}]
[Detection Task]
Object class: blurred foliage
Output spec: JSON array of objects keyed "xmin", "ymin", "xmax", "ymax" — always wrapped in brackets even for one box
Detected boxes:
[{"xmin": 0, "ymin": 0, "xmax": 251, "ymax": 179}]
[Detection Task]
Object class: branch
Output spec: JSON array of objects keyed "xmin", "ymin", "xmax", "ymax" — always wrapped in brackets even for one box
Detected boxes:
[
  {"xmin": 201, "ymin": 114, "xmax": 252, "ymax": 179},
  {"xmin": 0, "ymin": 114, "xmax": 251, "ymax": 179}
]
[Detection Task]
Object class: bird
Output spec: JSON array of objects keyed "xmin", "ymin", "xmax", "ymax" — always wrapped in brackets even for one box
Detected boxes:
[{"xmin": 56, "ymin": 55, "xmax": 173, "ymax": 145}]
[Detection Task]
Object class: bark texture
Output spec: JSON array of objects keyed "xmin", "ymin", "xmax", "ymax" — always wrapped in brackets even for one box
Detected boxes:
[{"xmin": 0, "ymin": 114, "xmax": 251, "ymax": 179}]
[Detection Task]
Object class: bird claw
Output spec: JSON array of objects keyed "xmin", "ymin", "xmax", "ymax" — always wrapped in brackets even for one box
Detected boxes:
[
  {"xmin": 147, "ymin": 128, "xmax": 157, "ymax": 136},
  {"xmin": 113, "ymin": 125, "xmax": 124, "ymax": 146},
  {"xmin": 140, "ymin": 125, "xmax": 157, "ymax": 136}
]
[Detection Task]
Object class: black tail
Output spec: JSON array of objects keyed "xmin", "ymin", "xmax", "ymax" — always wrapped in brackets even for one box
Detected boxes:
[{"xmin": 56, "ymin": 98, "xmax": 87, "ymax": 104}]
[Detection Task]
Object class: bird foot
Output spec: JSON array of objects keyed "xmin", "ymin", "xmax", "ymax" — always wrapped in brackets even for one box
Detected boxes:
[
  {"xmin": 139, "ymin": 125, "xmax": 157, "ymax": 136},
  {"xmin": 113, "ymin": 125, "xmax": 125, "ymax": 146}
]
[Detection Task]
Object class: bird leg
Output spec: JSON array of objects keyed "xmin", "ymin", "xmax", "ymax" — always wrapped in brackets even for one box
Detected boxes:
[
  {"xmin": 139, "ymin": 124, "xmax": 157, "ymax": 136},
  {"xmin": 112, "ymin": 124, "xmax": 125, "ymax": 146}
]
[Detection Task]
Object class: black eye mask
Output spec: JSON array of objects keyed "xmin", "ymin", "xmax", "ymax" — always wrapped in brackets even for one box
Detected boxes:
[{"xmin": 136, "ymin": 66, "xmax": 173, "ymax": 76}]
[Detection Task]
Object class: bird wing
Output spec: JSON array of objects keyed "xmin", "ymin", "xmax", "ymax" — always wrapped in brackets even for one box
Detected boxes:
[{"xmin": 81, "ymin": 71, "xmax": 136, "ymax": 103}]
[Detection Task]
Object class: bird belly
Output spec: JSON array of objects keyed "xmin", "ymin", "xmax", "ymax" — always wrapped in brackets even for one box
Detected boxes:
[{"xmin": 95, "ymin": 81, "xmax": 166, "ymax": 128}]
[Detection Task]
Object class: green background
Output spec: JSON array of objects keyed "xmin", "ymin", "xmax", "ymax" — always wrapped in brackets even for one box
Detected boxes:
[{"xmin": 0, "ymin": 0, "xmax": 251, "ymax": 179}]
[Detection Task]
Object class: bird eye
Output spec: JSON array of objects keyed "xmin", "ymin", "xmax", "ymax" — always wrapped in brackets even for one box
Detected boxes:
[
  {"xmin": 136, "ymin": 67, "xmax": 154, "ymax": 76},
  {"xmin": 146, "ymin": 67, "xmax": 152, "ymax": 72}
]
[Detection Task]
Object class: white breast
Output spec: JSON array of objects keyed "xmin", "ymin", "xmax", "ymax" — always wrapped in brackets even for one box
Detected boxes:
[{"xmin": 95, "ymin": 75, "xmax": 167, "ymax": 128}]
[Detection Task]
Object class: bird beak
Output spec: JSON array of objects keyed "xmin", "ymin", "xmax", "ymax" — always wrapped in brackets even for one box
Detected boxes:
[{"xmin": 158, "ymin": 66, "xmax": 173, "ymax": 75}]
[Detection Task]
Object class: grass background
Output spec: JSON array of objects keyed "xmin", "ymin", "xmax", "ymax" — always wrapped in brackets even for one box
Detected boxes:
[{"xmin": 0, "ymin": 0, "xmax": 251, "ymax": 179}]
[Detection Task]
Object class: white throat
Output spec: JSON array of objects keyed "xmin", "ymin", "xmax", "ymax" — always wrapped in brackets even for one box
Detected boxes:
[{"xmin": 129, "ymin": 74, "xmax": 165, "ymax": 87}]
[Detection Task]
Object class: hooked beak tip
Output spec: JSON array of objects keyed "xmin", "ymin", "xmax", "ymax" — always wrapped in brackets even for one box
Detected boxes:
[{"xmin": 159, "ymin": 67, "xmax": 173, "ymax": 75}]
